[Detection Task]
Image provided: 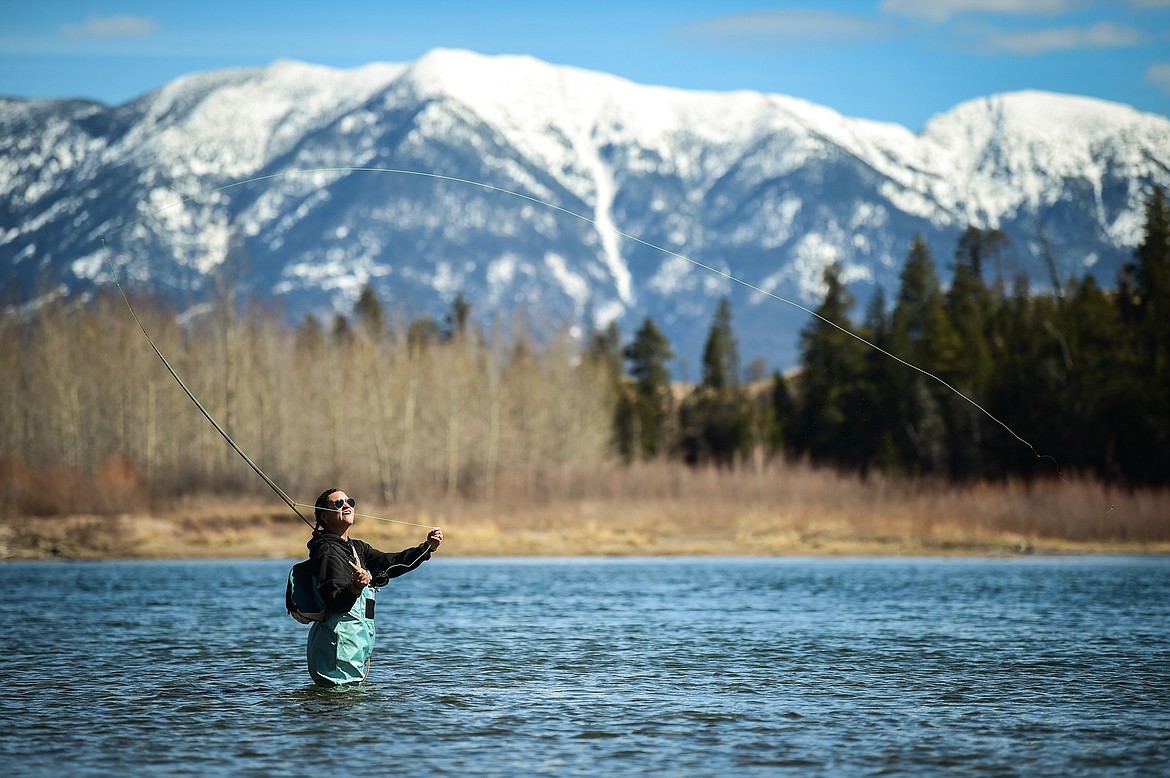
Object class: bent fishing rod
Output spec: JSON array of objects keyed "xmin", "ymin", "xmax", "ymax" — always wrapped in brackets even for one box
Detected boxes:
[{"xmin": 99, "ymin": 234, "xmax": 436, "ymax": 532}]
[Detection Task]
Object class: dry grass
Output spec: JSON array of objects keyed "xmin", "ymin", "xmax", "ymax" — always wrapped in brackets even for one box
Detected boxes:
[{"xmin": 2, "ymin": 462, "xmax": 1167, "ymax": 560}]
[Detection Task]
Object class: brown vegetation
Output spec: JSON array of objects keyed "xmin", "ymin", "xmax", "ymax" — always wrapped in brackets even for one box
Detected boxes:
[
  {"xmin": 0, "ymin": 291, "xmax": 613, "ymax": 517},
  {"xmin": 3, "ymin": 461, "xmax": 1166, "ymax": 560},
  {"xmin": 3, "ymin": 282, "xmax": 1167, "ymax": 562}
]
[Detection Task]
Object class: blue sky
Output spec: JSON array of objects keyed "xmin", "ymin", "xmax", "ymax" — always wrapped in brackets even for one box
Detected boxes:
[{"xmin": 2, "ymin": 0, "xmax": 1168, "ymax": 130}]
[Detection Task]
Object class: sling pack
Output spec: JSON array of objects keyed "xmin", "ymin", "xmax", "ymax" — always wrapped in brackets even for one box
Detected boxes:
[{"xmin": 286, "ymin": 559, "xmax": 326, "ymax": 624}]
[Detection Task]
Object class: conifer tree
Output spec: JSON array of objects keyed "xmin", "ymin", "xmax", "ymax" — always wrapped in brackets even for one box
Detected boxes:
[
  {"xmin": 983, "ymin": 273, "xmax": 1045, "ymax": 478},
  {"xmin": 1114, "ymin": 186, "xmax": 1170, "ymax": 484},
  {"xmin": 680, "ymin": 298, "xmax": 752, "ymax": 466},
  {"xmin": 955, "ymin": 226, "xmax": 1010, "ymax": 285},
  {"xmin": 1051, "ymin": 276, "xmax": 1126, "ymax": 477},
  {"xmin": 888, "ymin": 236, "xmax": 956, "ymax": 475},
  {"xmin": 1128, "ymin": 188, "xmax": 1170, "ymax": 388},
  {"xmin": 850, "ymin": 287, "xmax": 897, "ymax": 477},
  {"xmin": 792, "ymin": 262, "xmax": 866, "ymax": 467},
  {"xmin": 768, "ymin": 370, "xmax": 796, "ymax": 456},
  {"xmin": 944, "ymin": 242, "xmax": 997, "ymax": 479},
  {"xmin": 701, "ymin": 297, "xmax": 740, "ymax": 391},
  {"xmin": 623, "ymin": 317, "xmax": 674, "ymax": 459}
]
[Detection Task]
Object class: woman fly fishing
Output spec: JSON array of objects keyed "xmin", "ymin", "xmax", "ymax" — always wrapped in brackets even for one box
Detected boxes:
[{"xmin": 303, "ymin": 487, "xmax": 442, "ymax": 687}]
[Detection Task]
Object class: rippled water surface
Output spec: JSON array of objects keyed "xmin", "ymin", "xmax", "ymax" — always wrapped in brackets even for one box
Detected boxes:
[{"xmin": 2, "ymin": 556, "xmax": 1168, "ymax": 775}]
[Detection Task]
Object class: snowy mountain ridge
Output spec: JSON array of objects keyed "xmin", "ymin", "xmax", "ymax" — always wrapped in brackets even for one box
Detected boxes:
[{"xmin": 2, "ymin": 48, "xmax": 1169, "ymax": 368}]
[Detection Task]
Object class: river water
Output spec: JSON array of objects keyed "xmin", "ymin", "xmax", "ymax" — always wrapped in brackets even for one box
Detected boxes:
[{"xmin": 2, "ymin": 555, "xmax": 1168, "ymax": 776}]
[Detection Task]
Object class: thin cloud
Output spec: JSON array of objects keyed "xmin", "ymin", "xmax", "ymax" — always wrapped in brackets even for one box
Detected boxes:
[
  {"xmin": 1148, "ymin": 62, "xmax": 1170, "ymax": 94},
  {"xmin": 675, "ymin": 9, "xmax": 901, "ymax": 47},
  {"xmin": 61, "ymin": 15, "xmax": 159, "ymax": 39},
  {"xmin": 977, "ymin": 21, "xmax": 1144, "ymax": 54},
  {"xmin": 880, "ymin": 0, "xmax": 1082, "ymax": 23}
]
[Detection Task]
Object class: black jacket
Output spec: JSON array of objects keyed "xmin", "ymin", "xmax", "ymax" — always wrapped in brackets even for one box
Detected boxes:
[{"xmin": 307, "ymin": 530, "xmax": 432, "ymax": 614}]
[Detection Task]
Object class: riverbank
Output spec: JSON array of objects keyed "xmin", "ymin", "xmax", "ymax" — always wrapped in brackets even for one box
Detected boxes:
[{"xmin": 4, "ymin": 466, "xmax": 1168, "ymax": 560}]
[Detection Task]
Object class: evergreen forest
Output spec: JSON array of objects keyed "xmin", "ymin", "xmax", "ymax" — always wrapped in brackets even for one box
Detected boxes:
[{"xmin": 610, "ymin": 187, "xmax": 1170, "ymax": 488}]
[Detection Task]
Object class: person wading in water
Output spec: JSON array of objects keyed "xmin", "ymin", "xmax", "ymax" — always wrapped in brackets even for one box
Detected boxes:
[{"xmin": 304, "ymin": 487, "xmax": 442, "ymax": 687}]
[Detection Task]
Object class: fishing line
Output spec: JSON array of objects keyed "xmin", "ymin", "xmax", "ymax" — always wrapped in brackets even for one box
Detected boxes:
[
  {"xmin": 101, "ymin": 165, "xmax": 1060, "ymax": 513},
  {"xmin": 290, "ymin": 503, "xmax": 435, "ymax": 529}
]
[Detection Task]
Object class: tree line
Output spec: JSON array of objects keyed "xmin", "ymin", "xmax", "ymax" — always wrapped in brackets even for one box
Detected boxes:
[
  {"xmin": 0, "ymin": 285, "xmax": 615, "ymax": 515},
  {"xmin": 603, "ymin": 188, "xmax": 1169, "ymax": 487},
  {"xmin": 2, "ymin": 188, "xmax": 1166, "ymax": 516}
]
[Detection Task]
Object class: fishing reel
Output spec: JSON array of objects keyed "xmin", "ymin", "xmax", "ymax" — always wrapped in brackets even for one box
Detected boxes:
[{"xmin": 370, "ymin": 569, "xmax": 391, "ymax": 588}]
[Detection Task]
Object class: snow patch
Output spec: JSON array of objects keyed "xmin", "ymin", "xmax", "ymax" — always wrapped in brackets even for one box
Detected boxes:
[{"xmin": 545, "ymin": 252, "xmax": 590, "ymax": 307}]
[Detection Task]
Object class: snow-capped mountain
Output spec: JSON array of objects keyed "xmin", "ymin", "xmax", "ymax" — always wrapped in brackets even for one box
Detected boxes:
[{"xmin": 3, "ymin": 48, "xmax": 1169, "ymax": 369}]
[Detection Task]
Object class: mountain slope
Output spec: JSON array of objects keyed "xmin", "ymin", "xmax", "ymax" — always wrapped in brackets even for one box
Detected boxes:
[{"xmin": 3, "ymin": 48, "xmax": 1168, "ymax": 368}]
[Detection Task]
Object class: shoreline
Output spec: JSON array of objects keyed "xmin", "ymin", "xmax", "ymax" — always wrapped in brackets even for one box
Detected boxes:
[{"xmin": 3, "ymin": 509, "xmax": 1167, "ymax": 561}]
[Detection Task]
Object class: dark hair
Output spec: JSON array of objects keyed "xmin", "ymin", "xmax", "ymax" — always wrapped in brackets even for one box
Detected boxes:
[{"xmin": 313, "ymin": 487, "xmax": 343, "ymax": 525}]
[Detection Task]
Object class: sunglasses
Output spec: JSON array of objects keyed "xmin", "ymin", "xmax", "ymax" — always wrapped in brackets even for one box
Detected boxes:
[{"xmin": 326, "ymin": 498, "xmax": 356, "ymax": 510}]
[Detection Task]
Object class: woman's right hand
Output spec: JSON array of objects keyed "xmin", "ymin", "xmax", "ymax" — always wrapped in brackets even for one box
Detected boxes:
[{"xmin": 349, "ymin": 566, "xmax": 371, "ymax": 593}]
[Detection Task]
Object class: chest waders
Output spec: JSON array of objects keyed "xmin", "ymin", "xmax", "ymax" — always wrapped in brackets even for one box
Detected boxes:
[{"xmin": 306, "ymin": 584, "xmax": 377, "ymax": 687}]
